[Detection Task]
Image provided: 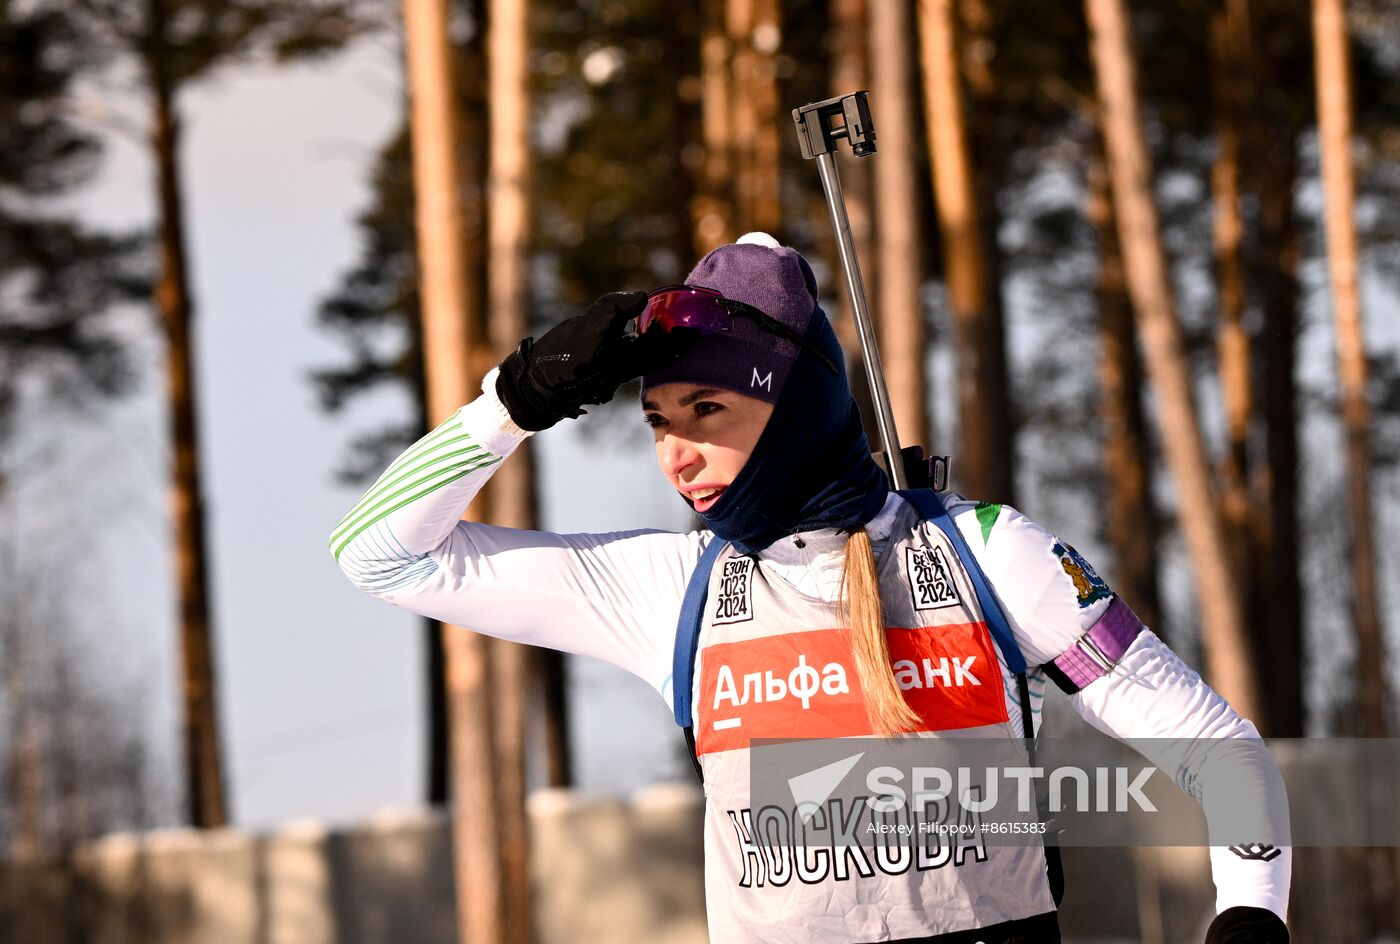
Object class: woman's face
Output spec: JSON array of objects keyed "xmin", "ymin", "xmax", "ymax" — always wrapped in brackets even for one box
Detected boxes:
[{"xmin": 642, "ymin": 382, "xmax": 775, "ymax": 514}]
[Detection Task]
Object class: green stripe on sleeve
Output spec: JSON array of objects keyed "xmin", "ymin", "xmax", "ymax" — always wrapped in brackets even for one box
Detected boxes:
[
  {"xmin": 330, "ymin": 441, "xmax": 486, "ymax": 546},
  {"xmin": 379, "ymin": 420, "xmax": 470, "ymax": 480},
  {"xmin": 331, "ymin": 453, "xmax": 502, "ymax": 561}
]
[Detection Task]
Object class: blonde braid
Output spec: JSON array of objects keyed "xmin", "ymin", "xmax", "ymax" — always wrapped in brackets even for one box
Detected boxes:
[{"xmin": 841, "ymin": 527, "xmax": 921, "ymax": 734}]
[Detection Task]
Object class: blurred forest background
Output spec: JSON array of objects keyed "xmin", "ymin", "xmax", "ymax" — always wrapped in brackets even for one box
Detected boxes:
[{"xmin": 1, "ymin": 0, "xmax": 1399, "ymax": 940}]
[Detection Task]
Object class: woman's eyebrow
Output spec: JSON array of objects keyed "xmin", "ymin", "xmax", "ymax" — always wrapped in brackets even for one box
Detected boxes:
[
  {"xmin": 641, "ymin": 388, "xmax": 726, "ymax": 412},
  {"xmin": 678, "ymin": 387, "xmax": 725, "ymax": 407}
]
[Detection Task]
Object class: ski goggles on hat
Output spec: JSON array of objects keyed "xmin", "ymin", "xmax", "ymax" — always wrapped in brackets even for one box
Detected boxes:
[{"xmin": 631, "ymin": 284, "xmax": 839, "ymax": 375}]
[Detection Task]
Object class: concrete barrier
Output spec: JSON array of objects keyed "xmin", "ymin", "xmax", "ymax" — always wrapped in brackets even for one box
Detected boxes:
[{"xmin": 0, "ymin": 785, "xmax": 706, "ymax": 944}]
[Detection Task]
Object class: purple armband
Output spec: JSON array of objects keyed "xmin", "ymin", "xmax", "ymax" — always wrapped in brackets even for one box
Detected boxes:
[{"xmin": 1043, "ymin": 596, "xmax": 1143, "ymax": 694}]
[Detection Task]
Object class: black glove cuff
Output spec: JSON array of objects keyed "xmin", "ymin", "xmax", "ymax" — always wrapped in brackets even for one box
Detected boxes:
[
  {"xmin": 1205, "ymin": 906, "xmax": 1289, "ymax": 944},
  {"xmin": 495, "ymin": 339, "xmax": 583, "ymax": 432}
]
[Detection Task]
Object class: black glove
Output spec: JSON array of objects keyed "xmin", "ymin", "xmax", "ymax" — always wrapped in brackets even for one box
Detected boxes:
[
  {"xmin": 495, "ymin": 291, "xmax": 691, "ymax": 431},
  {"xmin": 1205, "ymin": 906, "xmax": 1289, "ymax": 943}
]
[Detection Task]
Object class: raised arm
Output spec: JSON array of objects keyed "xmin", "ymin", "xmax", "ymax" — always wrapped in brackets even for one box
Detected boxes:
[
  {"xmin": 955, "ymin": 500, "xmax": 1290, "ymax": 940},
  {"xmin": 329, "ymin": 293, "xmax": 704, "ymax": 692}
]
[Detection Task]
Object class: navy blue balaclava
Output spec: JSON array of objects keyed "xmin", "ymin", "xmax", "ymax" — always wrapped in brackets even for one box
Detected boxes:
[{"xmin": 642, "ymin": 233, "xmax": 888, "ymax": 554}]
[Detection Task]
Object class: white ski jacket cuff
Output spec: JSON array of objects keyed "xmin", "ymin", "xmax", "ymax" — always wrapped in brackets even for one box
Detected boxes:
[{"xmin": 475, "ymin": 366, "xmax": 533, "ymax": 444}]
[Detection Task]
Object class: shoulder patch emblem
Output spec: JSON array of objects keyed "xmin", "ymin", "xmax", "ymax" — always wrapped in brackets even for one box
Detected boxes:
[
  {"xmin": 906, "ymin": 545, "xmax": 963, "ymax": 611},
  {"xmin": 1052, "ymin": 541, "xmax": 1112, "ymax": 608},
  {"xmin": 713, "ymin": 556, "xmax": 756, "ymax": 625}
]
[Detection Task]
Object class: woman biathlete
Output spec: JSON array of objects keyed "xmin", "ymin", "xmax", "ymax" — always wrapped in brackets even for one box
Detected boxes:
[{"xmin": 330, "ymin": 233, "xmax": 1290, "ymax": 943}]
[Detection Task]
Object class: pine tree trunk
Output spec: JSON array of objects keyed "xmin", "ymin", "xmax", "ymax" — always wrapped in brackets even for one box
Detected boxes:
[
  {"xmin": 1254, "ymin": 108, "xmax": 1303, "ymax": 738},
  {"xmin": 486, "ymin": 0, "xmax": 537, "ymax": 934},
  {"xmin": 425, "ymin": 615, "xmax": 449, "ymax": 803},
  {"xmin": 1087, "ymin": 144, "xmax": 1164, "ymax": 640},
  {"xmin": 917, "ymin": 0, "xmax": 1013, "ymax": 501},
  {"xmin": 869, "ymin": 0, "xmax": 930, "ymax": 447},
  {"xmin": 1311, "ymin": 19, "xmax": 1398, "ymax": 927},
  {"xmin": 827, "ymin": 0, "xmax": 877, "ymax": 357},
  {"xmin": 1084, "ymin": 0, "xmax": 1261, "ymax": 722},
  {"xmin": 727, "ymin": 0, "xmax": 757, "ymax": 233},
  {"xmin": 723, "ymin": 0, "xmax": 782, "ymax": 235},
  {"xmin": 954, "ymin": 0, "xmax": 1016, "ymax": 503},
  {"xmin": 539, "ymin": 649, "xmax": 572, "ymax": 787},
  {"xmin": 486, "ymin": 0, "xmax": 534, "ymax": 539},
  {"xmin": 755, "ymin": 0, "xmax": 782, "ymax": 234},
  {"xmin": 1237, "ymin": 0, "xmax": 1305, "ymax": 739},
  {"xmin": 1312, "ymin": 0, "xmax": 1388, "ymax": 741},
  {"xmin": 146, "ymin": 0, "xmax": 227, "ymax": 829},
  {"xmin": 1210, "ymin": 0, "xmax": 1257, "ymax": 654},
  {"xmin": 2, "ymin": 622, "xmax": 42, "ymax": 857},
  {"xmin": 404, "ymin": 0, "xmax": 509, "ymax": 940},
  {"xmin": 669, "ymin": 6, "xmax": 704, "ymax": 283},
  {"xmin": 753, "ymin": 0, "xmax": 783, "ymax": 234},
  {"xmin": 489, "ymin": 632, "xmax": 530, "ymax": 944},
  {"xmin": 695, "ymin": 0, "xmax": 736, "ymax": 250}
]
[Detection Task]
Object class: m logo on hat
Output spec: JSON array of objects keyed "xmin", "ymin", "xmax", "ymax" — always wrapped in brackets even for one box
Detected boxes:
[{"xmin": 751, "ymin": 368, "xmax": 773, "ymax": 391}]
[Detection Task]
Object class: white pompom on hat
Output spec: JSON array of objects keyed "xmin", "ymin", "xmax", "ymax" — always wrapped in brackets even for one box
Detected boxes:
[{"xmin": 735, "ymin": 231, "xmax": 781, "ymax": 249}]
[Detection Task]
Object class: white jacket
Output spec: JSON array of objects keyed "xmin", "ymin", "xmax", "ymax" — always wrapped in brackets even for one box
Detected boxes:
[{"xmin": 329, "ymin": 369, "xmax": 1290, "ymax": 931}]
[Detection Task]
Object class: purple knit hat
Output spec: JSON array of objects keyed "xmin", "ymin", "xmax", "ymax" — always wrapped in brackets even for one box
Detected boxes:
[{"xmin": 640, "ymin": 232, "xmax": 820, "ymax": 404}]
